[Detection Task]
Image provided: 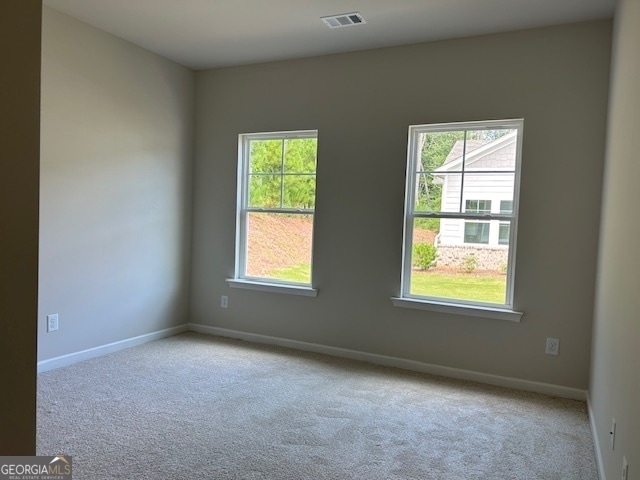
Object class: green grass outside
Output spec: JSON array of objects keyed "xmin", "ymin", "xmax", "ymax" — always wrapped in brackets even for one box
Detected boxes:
[
  {"xmin": 269, "ymin": 263, "xmax": 506, "ymax": 304},
  {"xmin": 269, "ymin": 263, "xmax": 311, "ymax": 284},
  {"xmin": 410, "ymin": 270, "xmax": 506, "ymax": 304}
]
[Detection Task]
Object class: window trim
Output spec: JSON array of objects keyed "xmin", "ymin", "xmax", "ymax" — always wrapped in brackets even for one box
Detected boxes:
[
  {"xmin": 397, "ymin": 119, "xmax": 524, "ymax": 315},
  {"xmin": 231, "ymin": 130, "xmax": 318, "ymax": 293},
  {"xmin": 226, "ymin": 278, "xmax": 318, "ymax": 297},
  {"xmin": 390, "ymin": 297, "xmax": 523, "ymax": 322}
]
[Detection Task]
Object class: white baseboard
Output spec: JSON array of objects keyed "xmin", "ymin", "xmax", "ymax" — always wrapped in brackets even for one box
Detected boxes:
[
  {"xmin": 37, "ymin": 324, "xmax": 189, "ymax": 373},
  {"xmin": 37, "ymin": 322, "xmax": 588, "ymax": 401},
  {"xmin": 587, "ymin": 394, "xmax": 607, "ymax": 480},
  {"xmin": 188, "ymin": 323, "xmax": 587, "ymax": 401}
]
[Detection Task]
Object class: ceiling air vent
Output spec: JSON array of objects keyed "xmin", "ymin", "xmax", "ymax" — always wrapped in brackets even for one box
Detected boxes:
[{"xmin": 321, "ymin": 12, "xmax": 366, "ymax": 29}]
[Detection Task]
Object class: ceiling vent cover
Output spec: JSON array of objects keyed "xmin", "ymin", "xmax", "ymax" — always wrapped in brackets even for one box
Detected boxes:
[{"xmin": 321, "ymin": 12, "xmax": 366, "ymax": 29}]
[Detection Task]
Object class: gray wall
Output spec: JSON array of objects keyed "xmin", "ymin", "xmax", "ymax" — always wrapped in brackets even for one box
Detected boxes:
[
  {"xmin": 192, "ymin": 21, "xmax": 611, "ymax": 389},
  {"xmin": 0, "ymin": 0, "xmax": 41, "ymax": 454},
  {"xmin": 38, "ymin": 8, "xmax": 195, "ymax": 360},
  {"xmin": 590, "ymin": 0, "xmax": 640, "ymax": 477}
]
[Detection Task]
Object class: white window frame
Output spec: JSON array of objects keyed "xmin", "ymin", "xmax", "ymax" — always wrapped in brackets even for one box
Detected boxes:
[
  {"xmin": 392, "ymin": 119, "xmax": 524, "ymax": 321},
  {"xmin": 226, "ymin": 130, "xmax": 318, "ymax": 297}
]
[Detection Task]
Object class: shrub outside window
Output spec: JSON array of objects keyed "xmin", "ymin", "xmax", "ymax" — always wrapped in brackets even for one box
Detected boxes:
[
  {"xmin": 400, "ymin": 119, "xmax": 523, "ymax": 309},
  {"xmin": 233, "ymin": 130, "xmax": 318, "ymax": 288}
]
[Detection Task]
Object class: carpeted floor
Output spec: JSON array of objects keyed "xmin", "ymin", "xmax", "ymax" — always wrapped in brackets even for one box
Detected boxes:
[{"xmin": 37, "ymin": 332, "xmax": 597, "ymax": 479}]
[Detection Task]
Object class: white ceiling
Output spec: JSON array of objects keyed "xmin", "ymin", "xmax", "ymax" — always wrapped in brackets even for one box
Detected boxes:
[{"xmin": 44, "ymin": 0, "xmax": 617, "ymax": 70}]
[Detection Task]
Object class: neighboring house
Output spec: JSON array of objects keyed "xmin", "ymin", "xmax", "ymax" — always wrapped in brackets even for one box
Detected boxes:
[{"xmin": 432, "ymin": 131, "xmax": 517, "ymax": 269}]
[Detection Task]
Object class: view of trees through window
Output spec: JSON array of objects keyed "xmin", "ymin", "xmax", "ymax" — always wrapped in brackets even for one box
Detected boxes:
[
  {"xmin": 248, "ymin": 138, "xmax": 317, "ymax": 210},
  {"xmin": 242, "ymin": 135, "xmax": 317, "ymax": 284}
]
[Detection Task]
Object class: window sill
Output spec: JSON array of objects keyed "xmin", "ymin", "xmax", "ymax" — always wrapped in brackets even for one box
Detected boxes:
[
  {"xmin": 390, "ymin": 297, "xmax": 523, "ymax": 322},
  {"xmin": 226, "ymin": 278, "xmax": 318, "ymax": 297}
]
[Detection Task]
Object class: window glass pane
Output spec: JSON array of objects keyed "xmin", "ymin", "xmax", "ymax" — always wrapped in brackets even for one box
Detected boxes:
[
  {"xmin": 249, "ymin": 175, "xmax": 281, "ymax": 208},
  {"xmin": 462, "ymin": 172, "xmax": 515, "ymax": 203},
  {"xmin": 464, "ymin": 129, "xmax": 516, "ymax": 170},
  {"xmin": 419, "ymin": 130, "xmax": 466, "ymax": 172},
  {"xmin": 464, "ymin": 222, "xmax": 490, "ymax": 244},
  {"xmin": 410, "ymin": 216, "xmax": 438, "ymax": 283},
  {"xmin": 245, "ymin": 212, "xmax": 313, "ymax": 283},
  {"xmin": 282, "ymin": 174, "xmax": 316, "ymax": 209},
  {"xmin": 462, "ymin": 131, "xmax": 493, "ymax": 166},
  {"xmin": 413, "ymin": 217, "xmax": 440, "ymax": 247},
  {"xmin": 499, "ymin": 222, "xmax": 510, "ymax": 245},
  {"xmin": 250, "ymin": 139, "xmax": 283, "ymax": 173},
  {"xmin": 415, "ymin": 173, "xmax": 461, "ymax": 213},
  {"xmin": 465, "ymin": 199, "xmax": 491, "ymax": 214},
  {"xmin": 284, "ymin": 138, "xmax": 317, "ymax": 173},
  {"xmin": 409, "ymin": 219, "xmax": 508, "ymax": 304},
  {"xmin": 500, "ymin": 200, "xmax": 513, "ymax": 214}
]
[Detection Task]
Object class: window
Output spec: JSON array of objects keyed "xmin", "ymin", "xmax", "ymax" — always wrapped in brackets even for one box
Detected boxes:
[
  {"xmin": 464, "ymin": 200, "xmax": 491, "ymax": 244},
  {"xmin": 229, "ymin": 130, "xmax": 318, "ymax": 296},
  {"xmin": 396, "ymin": 119, "xmax": 523, "ymax": 316}
]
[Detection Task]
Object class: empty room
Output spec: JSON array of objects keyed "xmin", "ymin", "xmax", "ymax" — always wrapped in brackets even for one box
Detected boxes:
[{"xmin": 1, "ymin": 1, "xmax": 638, "ymax": 479}]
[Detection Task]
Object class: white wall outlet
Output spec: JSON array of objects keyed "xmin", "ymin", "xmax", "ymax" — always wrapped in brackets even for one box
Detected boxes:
[
  {"xmin": 47, "ymin": 314, "xmax": 59, "ymax": 333},
  {"xmin": 221, "ymin": 295, "xmax": 228, "ymax": 309},
  {"xmin": 610, "ymin": 418, "xmax": 616, "ymax": 450},
  {"xmin": 545, "ymin": 337, "xmax": 560, "ymax": 355},
  {"xmin": 622, "ymin": 456, "xmax": 628, "ymax": 480}
]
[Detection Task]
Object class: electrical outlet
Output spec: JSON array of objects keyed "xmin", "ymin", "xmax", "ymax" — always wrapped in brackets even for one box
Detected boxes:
[
  {"xmin": 610, "ymin": 418, "xmax": 616, "ymax": 450},
  {"xmin": 545, "ymin": 337, "xmax": 559, "ymax": 355},
  {"xmin": 47, "ymin": 314, "xmax": 59, "ymax": 333},
  {"xmin": 622, "ymin": 456, "xmax": 628, "ymax": 480},
  {"xmin": 221, "ymin": 296, "xmax": 228, "ymax": 309}
]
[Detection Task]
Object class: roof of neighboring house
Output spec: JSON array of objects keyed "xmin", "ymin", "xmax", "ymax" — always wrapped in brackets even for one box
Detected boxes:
[
  {"xmin": 443, "ymin": 139, "xmax": 490, "ymax": 165},
  {"xmin": 434, "ymin": 131, "xmax": 518, "ymax": 172}
]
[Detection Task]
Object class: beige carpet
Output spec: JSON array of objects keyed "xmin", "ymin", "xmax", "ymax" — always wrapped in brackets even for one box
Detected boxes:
[{"xmin": 37, "ymin": 332, "xmax": 597, "ymax": 479}]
